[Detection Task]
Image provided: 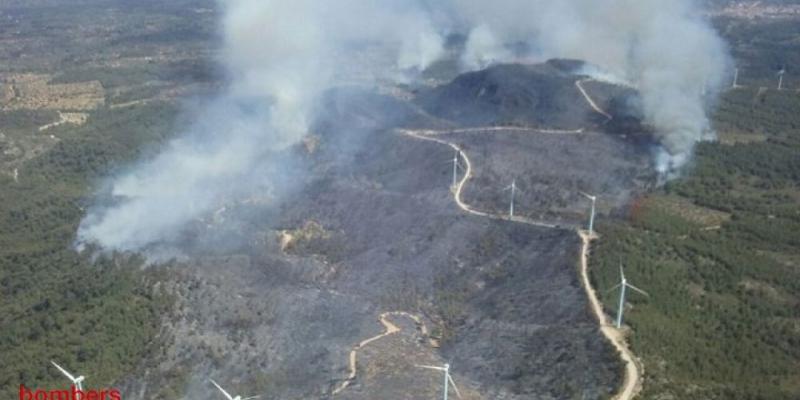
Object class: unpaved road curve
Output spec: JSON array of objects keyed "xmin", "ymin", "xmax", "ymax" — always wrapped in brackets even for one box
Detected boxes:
[
  {"xmin": 575, "ymin": 79, "xmax": 613, "ymax": 121},
  {"xmin": 400, "ymin": 128, "xmax": 559, "ymax": 230},
  {"xmin": 579, "ymin": 231, "xmax": 642, "ymax": 400},
  {"xmin": 399, "ymin": 79, "xmax": 642, "ymax": 400},
  {"xmin": 332, "ymin": 312, "xmax": 430, "ymax": 396}
]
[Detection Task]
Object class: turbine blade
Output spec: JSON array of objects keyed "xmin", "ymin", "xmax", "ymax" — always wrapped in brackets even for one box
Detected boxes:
[
  {"xmin": 242, "ymin": 396, "xmax": 261, "ymax": 400},
  {"xmin": 448, "ymin": 374, "xmax": 463, "ymax": 399},
  {"xmin": 51, "ymin": 361, "xmax": 77, "ymax": 382},
  {"xmin": 626, "ymin": 283, "xmax": 650, "ymax": 297},
  {"xmin": 210, "ymin": 379, "xmax": 235, "ymax": 400},
  {"xmin": 416, "ymin": 364, "xmax": 446, "ymax": 371},
  {"xmin": 580, "ymin": 191, "xmax": 592, "ymax": 199},
  {"xmin": 605, "ymin": 283, "xmax": 622, "ymax": 294},
  {"xmin": 619, "ymin": 264, "xmax": 625, "ymax": 281}
]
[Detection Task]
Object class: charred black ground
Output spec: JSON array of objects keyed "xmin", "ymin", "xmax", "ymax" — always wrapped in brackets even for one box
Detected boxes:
[
  {"xmin": 418, "ymin": 61, "xmax": 602, "ymax": 129},
  {"xmin": 117, "ymin": 63, "xmax": 655, "ymax": 400}
]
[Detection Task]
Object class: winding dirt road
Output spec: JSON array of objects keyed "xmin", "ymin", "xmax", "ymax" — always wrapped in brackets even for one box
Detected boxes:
[
  {"xmin": 332, "ymin": 312, "xmax": 431, "ymax": 396},
  {"xmin": 398, "ymin": 79, "xmax": 643, "ymax": 400},
  {"xmin": 579, "ymin": 231, "xmax": 642, "ymax": 400},
  {"xmin": 400, "ymin": 128, "xmax": 559, "ymax": 230}
]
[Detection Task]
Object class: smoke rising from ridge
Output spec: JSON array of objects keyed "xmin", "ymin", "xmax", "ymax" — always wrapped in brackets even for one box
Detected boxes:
[
  {"xmin": 78, "ymin": 0, "xmax": 728, "ymax": 256},
  {"xmin": 452, "ymin": 0, "xmax": 730, "ymax": 174}
]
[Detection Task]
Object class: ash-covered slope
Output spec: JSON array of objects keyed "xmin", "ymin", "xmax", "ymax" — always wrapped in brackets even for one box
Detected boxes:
[
  {"xmin": 441, "ymin": 128, "xmax": 653, "ymax": 228},
  {"xmin": 276, "ymin": 102, "xmax": 623, "ymax": 399},
  {"xmin": 416, "ymin": 61, "xmax": 601, "ymax": 129},
  {"xmin": 125, "ymin": 62, "xmax": 655, "ymax": 400}
]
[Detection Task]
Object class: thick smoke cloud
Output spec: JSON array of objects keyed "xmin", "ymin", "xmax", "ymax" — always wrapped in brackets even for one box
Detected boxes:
[
  {"xmin": 452, "ymin": 0, "xmax": 730, "ymax": 174},
  {"xmin": 78, "ymin": 0, "xmax": 728, "ymax": 256},
  {"xmin": 77, "ymin": 0, "xmax": 446, "ymax": 257}
]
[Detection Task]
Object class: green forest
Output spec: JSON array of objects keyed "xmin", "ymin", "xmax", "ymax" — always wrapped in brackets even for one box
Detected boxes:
[
  {"xmin": 0, "ymin": 2, "xmax": 216, "ymax": 397},
  {"xmin": 0, "ymin": 103, "xmax": 179, "ymax": 398},
  {"xmin": 590, "ymin": 87, "xmax": 800, "ymax": 400}
]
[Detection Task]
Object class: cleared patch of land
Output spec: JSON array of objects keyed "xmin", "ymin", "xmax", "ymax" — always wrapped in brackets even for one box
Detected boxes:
[
  {"xmin": 38, "ymin": 111, "xmax": 89, "ymax": 131},
  {"xmin": 1, "ymin": 73, "xmax": 104, "ymax": 111}
]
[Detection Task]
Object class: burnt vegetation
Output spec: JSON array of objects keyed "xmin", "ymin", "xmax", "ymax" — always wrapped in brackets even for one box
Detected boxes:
[
  {"xmin": 3, "ymin": 1, "xmax": 799, "ymax": 400},
  {"xmin": 417, "ymin": 61, "xmax": 596, "ymax": 129}
]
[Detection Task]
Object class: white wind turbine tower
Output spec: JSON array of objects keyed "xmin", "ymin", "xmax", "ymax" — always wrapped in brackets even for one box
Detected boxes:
[
  {"xmin": 50, "ymin": 361, "xmax": 85, "ymax": 391},
  {"xmin": 778, "ymin": 68, "xmax": 786, "ymax": 90},
  {"xmin": 448, "ymin": 149, "xmax": 464, "ymax": 189},
  {"xmin": 210, "ymin": 379, "xmax": 260, "ymax": 400},
  {"xmin": 580, "ymin": 192, "xmax": 597, "ymax": 234},
  {"xmin": 732, "ymin": 67, "xmax": 739, "ymax": 88},
  {"xmin": 503, "ymin": 179, "xmax": 522, "ymax": 217},
  {"xmin": 416, "ymin": 363, "xmax": 462, "ymax": 400},
  {"xmin": 608, "ymin": 264, "xmax": 649, "ymax": 329}
]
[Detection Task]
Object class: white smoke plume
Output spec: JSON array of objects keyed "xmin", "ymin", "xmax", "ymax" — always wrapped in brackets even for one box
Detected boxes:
[
  {"xmin": 77, "ymin": 0, "xmax": 447, "ymax": 257},
  {"xmin": 461, "ymin": 24, "xmax": 514, "ymax": 71},
  {"xmin": 452, "ymin": 0, "xmax": 730, "ymax": 175},
  {"xmin": 78, "ymin": 0, "xmax": 728, "ymax": 256}
]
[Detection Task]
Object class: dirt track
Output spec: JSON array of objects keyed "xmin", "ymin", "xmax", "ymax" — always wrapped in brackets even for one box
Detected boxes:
[
  {"xmin": 38, "ymin": 111, "xmax": 89, "ymax": 132},
  {"xmin": 575, "ymin": 79, "xmax": 613, "ymax": 121},
  {"xmin": 400, "ymin": 128, "xmax": 559, "ymax": 230},
  {"xmin": 399, "ymin": 78, "xmax": 643, "ymax": 400},
  {"xmin": 579, "ymin": 231, "xmax": 642, "ymax": 400},
  {"xmin": 332, "ymin": 312, "xmax": 430, "ymax": 396}
]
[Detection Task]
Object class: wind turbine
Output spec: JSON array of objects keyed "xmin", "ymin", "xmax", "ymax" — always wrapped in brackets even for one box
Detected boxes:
[
  {"xmin": 416, "ymin": 363, "xmax": 462, "ymax": 400},
  {"xmin": 580, "ymin": 192, "xmax": 597, "ymax": 234},
  {"xmin": 50, "ymin": 361, "xmax": 85, "ymax": 391},
  {"xmin": 732, "ymin": 67, "xmax": 739, "ymax": 88},
  {"xmin": 448, "ymin": 149, "xmax": 464, "ymax": 189},
  {"xmin": 209, "ymin": 379, "xmax": 260, "ymax": 400},
  {"xmin": 778, "ymin": 68, "xmax": 786, "ymax": 90},
  {"xmin": 608, "ymin": 265, "xmax": 649, "ymax": 329},
  {"xmin": 503, "ymin": 179, "xmax": 522, "ymax": 217}
]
